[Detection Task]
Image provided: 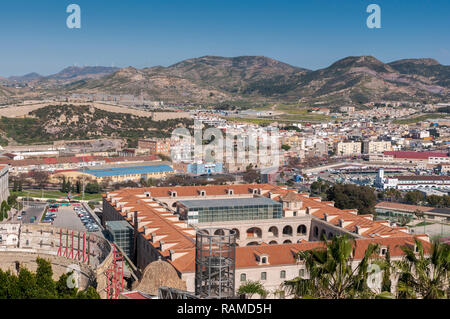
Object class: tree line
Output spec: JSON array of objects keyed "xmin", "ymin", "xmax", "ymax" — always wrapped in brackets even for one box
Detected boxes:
[{"xmin": 0, "ymin": 257, "xmax": 100, "ymax": 299}]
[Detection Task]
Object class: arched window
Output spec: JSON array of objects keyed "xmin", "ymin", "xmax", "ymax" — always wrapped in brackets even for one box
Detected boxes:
[
  {"xmin": 283, "ymin": 240, "xmax": 292, "ymax": 244},
  {"xmin": 282, "ymin": 225, "xmax": 293, "ymax": 236},
  {"xmin": 240, "ymin": 273, "xmax": 246, "ymax": 282},
  {"xmin": 297, "ymin": 225, "xmax": 307, "ymax": 235},
  {"xmin": 246, "ymin": 227, "xmax": 262, "ymax": 239},
  {"xmin": 268, "ymin": 226, "xmax": 278, "ymax": 237}
]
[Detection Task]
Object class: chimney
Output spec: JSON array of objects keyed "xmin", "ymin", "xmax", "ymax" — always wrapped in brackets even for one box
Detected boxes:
[
  {"xmin": 355, "ymin": 225, "xmax": 361, "ymax": 235},
  {"xmin": 306, "ymin": 207, "xmax": 311, "ymax": 215},
  {"xmin": 339, "ymin": 219, "xmax": 344, "ymax": 227},
  {"xmin": 323, "ymin": 213, "xmax": 328, "ymax": 221}
]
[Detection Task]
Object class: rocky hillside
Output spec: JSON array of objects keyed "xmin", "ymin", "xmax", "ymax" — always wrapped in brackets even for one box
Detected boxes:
[
  {"xmin": 5, "ymin": 56, "xmax": 450, "ymax": 105},
  {"xmin": 282, "ymin": 56, "xmax": 450, "ymax": 105}
]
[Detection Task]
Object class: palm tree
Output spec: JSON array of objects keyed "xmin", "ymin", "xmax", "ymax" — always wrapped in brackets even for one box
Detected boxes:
[
  {"xmin": 237, "ymin": 281, "xmax": 268, "ymax": 299},
  {"xmin": 395, "ymin": 239, "xmax": 449, "ymax": 299},
  {"xmin": 283, "ymin": 235, "xmax": 386, "ymax": 299}
]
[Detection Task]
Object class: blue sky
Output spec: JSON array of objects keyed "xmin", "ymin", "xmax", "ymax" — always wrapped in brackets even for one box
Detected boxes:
[{"xmin": 0, "ymin": 0, "xmax": 449, "ymax": 76}]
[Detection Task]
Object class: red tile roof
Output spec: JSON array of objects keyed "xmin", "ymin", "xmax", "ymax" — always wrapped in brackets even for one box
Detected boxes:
[{"xmin": 384, "ymin": 151, "xmax": 448, "ymax": 159}]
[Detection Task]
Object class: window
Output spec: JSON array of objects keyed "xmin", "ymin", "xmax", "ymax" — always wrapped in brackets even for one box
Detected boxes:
[
  {"xmin": 381, "ymin": 248, "xmax": 387, "ymax": 256},
  {"xmin": 240, "ymin": 273, "xmax": 246, "ymax": 282},
  {"xmin": 261, "ymin": 272, "xmax": 267, "ymax": 281},
  {"xmin": 261, "ymin": 257, "xmax": 267, "ymax": 264},
  {"xmin": 280, "ymin": 270, "xmax": 286, "ymax": 279},
  {"xmin": 299, "ymin": 269, "xmax": 305, "ymax": 277}
]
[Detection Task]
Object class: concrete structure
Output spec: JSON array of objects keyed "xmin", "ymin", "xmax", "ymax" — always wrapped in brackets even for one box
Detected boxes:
[
  {"xmin": 0, "ymin": 165, "xmax": 9, "ymax": 204},
  {"xmin": 376, "ymin": 169, "xmax": 450, "ymax": 190},
  {"xmin": 363, "ymin": 141, "xmax": 392, "ymax": 155},
  {"xmin": 370, "ymin": 151, "xmax": 449, "ymax": 167},
  {"xmin": 336, "ymin": 141, "xmax": 362, "ymax": 157},
  {"xmin": 138, "ymin": 139, "xmax": 171, "ymax": 156},
  {"xmin": 375, "ymin": 202, "xmax": 450, "ymax": 223},
  {"xmin": 0, "ymin": 223, "xmax": 114, "ymax": 298}
]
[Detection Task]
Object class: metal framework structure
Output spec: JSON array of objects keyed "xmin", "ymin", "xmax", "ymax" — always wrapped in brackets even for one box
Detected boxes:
[
  {"xmin": 158, "ymin": 287, "xmax": 199, "ymax": 299},
  {"xmin": 105, "ymin": 244, "xmax": 124, "ymax": 299},
  {"xmin": 195, "ymin": 228, "xmax": 236, "ymax": 299},
  {"xmin": 57, "ymin": 229, "xmax": 91, "ymax": 265}
]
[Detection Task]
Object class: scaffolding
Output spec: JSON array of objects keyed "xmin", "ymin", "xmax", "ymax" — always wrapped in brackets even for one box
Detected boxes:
[
  {"xmin": 57, "ymin": 229, "xmax": 91, "ymax": 265},
  {"xmin": 195, "ymin": 228, "xmax": 236, "ymax": 299},
  {"xmin": 105, "ymin": 244, "xmax": 124, "ymax": 299}
]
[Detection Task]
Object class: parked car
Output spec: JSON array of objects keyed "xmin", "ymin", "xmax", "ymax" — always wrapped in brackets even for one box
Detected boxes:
[
  {"xmin": 17, "ymin": 215, "xmax": 22, "ymax": 220},
  {"xmin": 21, "ymin": 211, "xmax": 26, "ymax": 216}
]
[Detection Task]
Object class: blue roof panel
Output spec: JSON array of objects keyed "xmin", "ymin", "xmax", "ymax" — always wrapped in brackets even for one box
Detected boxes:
[{"xmin": 84, "ymin": 165, "xmax": 173, "ymax": 177}]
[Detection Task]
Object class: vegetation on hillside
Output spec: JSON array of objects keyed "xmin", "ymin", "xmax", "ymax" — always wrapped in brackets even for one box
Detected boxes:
[{"xmin": 0, "ymin": 104, "xmax": 193, "ymax": 144}]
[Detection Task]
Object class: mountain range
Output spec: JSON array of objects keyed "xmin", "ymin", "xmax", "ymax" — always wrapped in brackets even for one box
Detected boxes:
[{"xmin": 2, "ymin": 56, "xmax": 449, "ymax": 105}]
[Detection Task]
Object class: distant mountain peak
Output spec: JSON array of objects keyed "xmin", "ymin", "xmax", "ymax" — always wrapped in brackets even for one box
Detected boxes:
[
  {"xmin": 389, "ymin": 58, "xmax": 441, "ymax": 66},
  {"xmin": 8, "ymin": 72, "xmax": 43, "ymax": 82}
]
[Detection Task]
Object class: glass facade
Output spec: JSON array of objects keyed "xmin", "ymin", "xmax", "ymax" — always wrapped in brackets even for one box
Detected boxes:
[
  {"xmin": 179, "ymin": 198, "xmax": 283, "ymax": 223},
  {"xmin": 106, "ymin": 221, "xmax": 134, "ymax": 259}
]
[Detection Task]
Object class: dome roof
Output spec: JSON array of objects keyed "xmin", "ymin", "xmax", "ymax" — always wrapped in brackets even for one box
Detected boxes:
[{"xmin": 135, "ymin": 259, "xmax": 187, "ymax": 296}]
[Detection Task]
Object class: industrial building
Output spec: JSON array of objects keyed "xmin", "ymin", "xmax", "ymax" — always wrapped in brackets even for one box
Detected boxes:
[{"xmin": 52, "ymin": 164, "xmax": 174, "ymax": 184}]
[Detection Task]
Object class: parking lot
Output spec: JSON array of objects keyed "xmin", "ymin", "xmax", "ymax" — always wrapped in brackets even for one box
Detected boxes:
[
  {"xmin": 15, "ymin": 202, "xmax": 47, "ymax": 224},
  {"xmin": 45, "ymin": 204, "xmax": 103, "ymax": 237}
]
